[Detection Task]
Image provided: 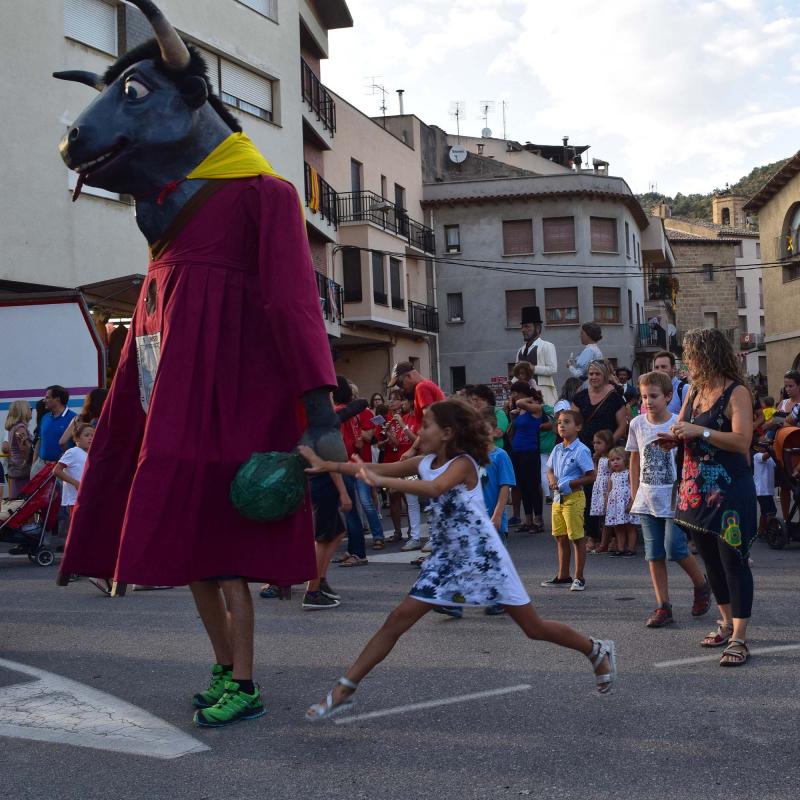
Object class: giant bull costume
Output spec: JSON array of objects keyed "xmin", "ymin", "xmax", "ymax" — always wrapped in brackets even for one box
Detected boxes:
[{"xmin": 55, "ymin": 0, "xmax": 344, "ymax": 590}]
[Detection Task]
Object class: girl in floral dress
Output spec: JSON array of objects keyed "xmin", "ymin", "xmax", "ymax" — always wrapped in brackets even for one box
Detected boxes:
[
  {"xmin": 589, "ymin": 429, "xmax": 614, "ymax": 552},
  {"xmin": 604, "ymin": 447, "xmax": 639, "ymax": 557},
  {"xmin": 299, "ymin": 399, "xmax": 617, "ymax": 720}
]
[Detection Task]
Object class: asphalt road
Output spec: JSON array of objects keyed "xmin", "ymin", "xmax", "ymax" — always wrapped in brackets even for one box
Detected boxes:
[{"xmin": 1, "ymin": 524, "xmax": 799, "ymax": 800}]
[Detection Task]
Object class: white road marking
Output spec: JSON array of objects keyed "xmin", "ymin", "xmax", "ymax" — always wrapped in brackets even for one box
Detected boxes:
[
  {"xmin": 334, "ymin": 683, "xmax": 532, "ymax": 725},
  {"xmin": 654, "ymin": 643, "xmax": 800, "ymax": 668},
  {"xmin": 0, "ymin": 658, "xmax": 208, "ymax": 759}
]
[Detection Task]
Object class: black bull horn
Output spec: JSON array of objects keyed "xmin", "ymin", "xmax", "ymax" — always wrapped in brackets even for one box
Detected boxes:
[
  {"xmin": 52, "ymin": 70, "xmax": 104, "ymax": 91},
  {"xmin": 129, "ymin": 0, "xmax": 191, "ymax": 70}
]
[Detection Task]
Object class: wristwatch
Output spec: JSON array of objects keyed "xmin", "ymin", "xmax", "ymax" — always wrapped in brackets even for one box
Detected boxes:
[{"xmin": 702, "ymin": 429, "xmax": 711, "ymax": 440}]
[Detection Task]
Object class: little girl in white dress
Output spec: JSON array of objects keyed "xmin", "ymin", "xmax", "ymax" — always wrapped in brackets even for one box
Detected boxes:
[
  {"xmin": 589, "ymin": 430, "xmax": 614, "ymax": 552},
  {"xmin": 605, "ymin": 447, "xmax": 639, "ymax": 557},
  {"xmin": 299, "ymin": 399, "xmax": 617, "ymax": 720}
]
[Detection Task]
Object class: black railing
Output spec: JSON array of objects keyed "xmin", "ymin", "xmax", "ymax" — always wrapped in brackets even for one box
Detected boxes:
[
  {"xmin": 301, "ymin": 59, "xmax": 336, "ymax": 134},
  {"xmin": 337, "ymin": 191, "xmax": 436, "ymax": 254},
  {"xmin": 303, "ymin": 162, "xmax": 338, "ymax": 227},
  {"xmin": 408, "ymin": 301, "xmax": 439, "ymax": 333},
  {"xmin": 315, "ymin": 270, "xmax": 343, "ymax": 324},
  {"xmin": 636, "ymin": 322, "xmax": 666, "ymax": 349}
]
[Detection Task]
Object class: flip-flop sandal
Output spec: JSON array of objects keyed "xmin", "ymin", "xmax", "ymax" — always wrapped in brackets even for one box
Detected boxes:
[
  {"xmin": 720, "ymin": 638, "xmax": 749, "ymax": 667},
  {"xmin": 589, "ymin": 638, "xmax": 617, "ymax": 694},
  {"xmin": 371, "ymin": 540, "xmax": 386, "ymax": 550},
  {"xmin": 305, "ymin": 677, "xmax": 358, "ymax": 722},
  {"xmin": 338, "ymin": 556, "xmax": 368, "ymax": 567},
  {"xmin": 701, "ymin": 621, "xmax": 733, "ymax": 647},
  {"xmin": 331, "ymin": 552, "xmax": 352, "ymax": 564}
]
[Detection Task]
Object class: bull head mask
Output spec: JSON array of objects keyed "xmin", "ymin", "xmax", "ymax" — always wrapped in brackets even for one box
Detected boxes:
[{"xmin": 54, "ymin": 0, "xmax": 239, "ymax": 200}]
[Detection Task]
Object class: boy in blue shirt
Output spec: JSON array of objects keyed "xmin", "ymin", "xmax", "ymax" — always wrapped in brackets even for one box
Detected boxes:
[{"xmin": 543, "ymin": 409, "xmax": 595, "ymax": 592}]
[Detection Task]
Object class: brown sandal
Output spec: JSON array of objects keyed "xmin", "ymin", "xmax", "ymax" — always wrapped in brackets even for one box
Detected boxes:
[
  {"xmin": 331, "ymin": 552, "xmax": 351, "ymax": 564},
  {"xmin": 701, "ymin": 621, "xmax": 733, "ymax": 648},
  {"xmin": 719, "ymin": 638, "xmax": 749, "ymax": 666},
  {"xmin": 371, "ymin": 540, "xmax": 386, "ymax": 550},
  {"xmin": 386, "ymin": 532, "xmax": 403, "ymax": 544},
  {"xmin": 338, "ymin": 555, "xmax": 368, "ymax": 567}
]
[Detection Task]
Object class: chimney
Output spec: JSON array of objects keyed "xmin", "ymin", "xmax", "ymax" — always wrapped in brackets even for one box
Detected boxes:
[{"xmin": 397, "ymin": 89, "xmax": 405, "ymax": 115}]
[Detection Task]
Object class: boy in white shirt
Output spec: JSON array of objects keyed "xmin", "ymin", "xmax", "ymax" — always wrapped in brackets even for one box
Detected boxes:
[
  {"xmin": 753, "ymin": 449, "xmax": 777, "ymax": 534},
  {"xmin": 627, "ymin": 371, "xmax": 710, "ymax": 628}
]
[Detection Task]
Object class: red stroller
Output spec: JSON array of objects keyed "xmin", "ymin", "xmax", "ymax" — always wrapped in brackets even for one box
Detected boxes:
[{"xmin": 0, "ymin": 464, "xmax": 62, "ymax": 566}]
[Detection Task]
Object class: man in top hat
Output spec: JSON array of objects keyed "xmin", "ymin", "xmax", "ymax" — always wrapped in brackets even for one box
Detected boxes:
[{"xmin": 516, "ymin": 306, "xmax": 558, "ymax": 406}]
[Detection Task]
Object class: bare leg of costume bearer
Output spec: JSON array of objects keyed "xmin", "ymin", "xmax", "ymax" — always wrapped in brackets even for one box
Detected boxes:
[
  {"xmin": 219, "ymin": 579, "xmax": 255, "ymax": 681},
  {"xmin": 190, "ymin": 581, "xmax": 234, "ymax": 668}
]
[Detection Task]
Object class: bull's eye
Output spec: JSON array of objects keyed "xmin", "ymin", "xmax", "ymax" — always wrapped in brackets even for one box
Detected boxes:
[{"xmin": 123, "ymin": 78, "xmax": 149, "ymax": 100}]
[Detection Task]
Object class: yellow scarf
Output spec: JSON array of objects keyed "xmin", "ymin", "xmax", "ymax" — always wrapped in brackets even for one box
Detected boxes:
[{"xmin": 187, "ymin": 132, "xmax": 283, "ymax": 180}]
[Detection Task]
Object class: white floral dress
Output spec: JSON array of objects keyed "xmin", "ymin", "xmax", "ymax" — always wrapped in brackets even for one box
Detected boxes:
[
  {"xmin": 409, "ymin": 454, "xmax": 530, "ymax": 607},
  {"xmin": 605, "ymin": 469, "xmax": 639, "ymax": 526},
  {"xmin": 590, "ymin": 456, "xmax": 610, "ymax": 516}
]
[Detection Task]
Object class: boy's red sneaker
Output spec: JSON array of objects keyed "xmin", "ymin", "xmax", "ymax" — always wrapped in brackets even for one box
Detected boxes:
[
  {"xmin": 646, "ymin": 605, "xmax": 674, "ymax": 628},
  {"xmin": 692, "ymin": 579, "xmax": 712, "ymax": 616}
]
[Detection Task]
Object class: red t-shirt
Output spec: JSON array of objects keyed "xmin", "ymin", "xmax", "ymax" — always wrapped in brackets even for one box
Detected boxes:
[
  {"xmin": 357, "ymin": 408, "xmax": 375, "ymax": 463},
  {"xmin": 335, "ymin": 404, "xmax": 361, "ymax": 458},
  {"xmin": 414, "ymin": 379, "xmax": 445, "ymax": 427}
]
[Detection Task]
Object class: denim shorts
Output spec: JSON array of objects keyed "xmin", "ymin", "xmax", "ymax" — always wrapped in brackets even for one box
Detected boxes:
[{"xmin": 639, "ymin": 514, "xmax": 689, "ymax": 562}]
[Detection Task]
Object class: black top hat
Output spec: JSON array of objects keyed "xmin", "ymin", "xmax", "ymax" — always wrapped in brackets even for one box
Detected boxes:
[{"xmin": 521, "ymin": 306, "xmax": 542, "ymax": 325}]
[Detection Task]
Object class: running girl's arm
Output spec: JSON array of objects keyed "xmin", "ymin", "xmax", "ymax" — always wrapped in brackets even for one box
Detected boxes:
[
  {"xmin": 358, "ymin": 455, "xmax": 474, "ymax": 499},
  {"xmin": 629, "ymin": 450, "xmax": 640, "ymax": 501},
  {"xmin": 53, "ymin": 462, "xmax": 79, "ymax": 489},
  {"xmin": 298, "ymin": 445, "xmax": 422, "ymax": 478},
  {"xmin": 492, "ymin": 485, "xmax": 511, "ymax": 529},
  {"xmin": 330, "ymin": 472, "xmax": 352, "ymax": 513}
]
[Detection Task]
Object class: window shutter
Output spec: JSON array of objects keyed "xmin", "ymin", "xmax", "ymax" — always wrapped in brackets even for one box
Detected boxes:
[
  {"xmin": 221, "ymin": 59, "xmax": 273, "ymax": 112},
  {"xmin": 64, "ymin": 0, "xmax": 118, "ymax": 56},
  {"xmin": 505, "ymin": 289, "xmax": 535, "ymax": 327},
  {"xmin": 545, "ymin": 287, "xmax": 579, "ymax": 323},
  {"xmin": 542, "ymin": 217, "xmax": 575, "ymax": 252},
  {"xmin": 195, "ymin": 47, "xmax": 220, "ymax": 95},
  {"xmin": 593, "ymin": 287, "xmax": 620, "ymax": 322},
  {"xmin": 447, "ymin": 293, "xmax": 463, "ymax": 320},
  {"xmin": 238, "ymin": 0, "xmax": 278, "ymax": 20},
  {"xmin": 590, "ymin": 218, "xmax": 617, "ymax": 252},
  {"xmin": 502, "ymin": 220, "xmax": 533, "ymax": 255}
]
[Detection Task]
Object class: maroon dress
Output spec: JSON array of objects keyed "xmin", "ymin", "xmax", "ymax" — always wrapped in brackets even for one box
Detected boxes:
[{"xmin": 59, "ymin": 176, "xmax": 336, "ymax": 586}]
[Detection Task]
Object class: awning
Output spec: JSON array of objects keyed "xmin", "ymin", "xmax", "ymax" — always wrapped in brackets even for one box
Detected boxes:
[{"xmin": 79, "ymin": 274, "xmax": 145, "ymax": 316}]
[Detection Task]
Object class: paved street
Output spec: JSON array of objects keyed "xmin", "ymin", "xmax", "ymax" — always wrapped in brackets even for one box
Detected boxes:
[{"xmin": 1, "ymin": 529, "xmax": 798, "ymax": 800}]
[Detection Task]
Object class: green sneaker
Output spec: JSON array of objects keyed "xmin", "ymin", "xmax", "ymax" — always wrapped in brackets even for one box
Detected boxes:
[
  {"xmin": 192, "ymin": 664, "xmax": 232, "ymax": 710},
  {"xmin": 193, "ymin": 680, "xmax": 266, "ymax": 727}
]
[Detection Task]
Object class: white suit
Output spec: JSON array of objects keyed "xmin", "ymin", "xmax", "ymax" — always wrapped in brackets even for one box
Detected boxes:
[{"xmin": 516, "ymin": 336, "xmax": 558, "ymax": 406}]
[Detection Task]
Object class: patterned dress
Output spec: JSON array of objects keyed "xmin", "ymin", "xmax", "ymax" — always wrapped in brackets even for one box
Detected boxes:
[
  {"xmin": 604, "ymin": 470, "xmax": 639, "ymax": 526},
  {"xmin": 674, "ymin": 383, "xmax": 757, "ymax": 559},
  {"xmin": 409, "ymin": 454, "xmax": 530, "ymax": 607},
  {"xmin": 590, "ymin": 456, "xmax": 610, "ymax": 516}
]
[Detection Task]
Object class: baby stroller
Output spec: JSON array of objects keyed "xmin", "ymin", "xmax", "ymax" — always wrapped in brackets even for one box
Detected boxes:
[
  {"xmin": 0, "ymin": 464, "xmax": 62, "ymax": 566},
  {"xmin": 764, "ymin": 426, "xmax": 800, "ymax": 550}
]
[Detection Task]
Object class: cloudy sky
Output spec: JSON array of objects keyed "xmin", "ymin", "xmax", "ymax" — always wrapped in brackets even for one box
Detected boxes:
[{"xmin": 323, "ymin": 0, "xmax": 800, "ymax": 196}]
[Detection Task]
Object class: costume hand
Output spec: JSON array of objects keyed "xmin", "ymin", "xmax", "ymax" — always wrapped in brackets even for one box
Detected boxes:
[
  {"xmin": 672, "ymin": 421, "xmax": 703, "ymax": 440},
  {"xmin": 299, "ymin": 426, "xmax": 347, "ymax": 463},
  {"xmin": 297, "ymin": 444, "xmax": 328, "ymax": 473}
]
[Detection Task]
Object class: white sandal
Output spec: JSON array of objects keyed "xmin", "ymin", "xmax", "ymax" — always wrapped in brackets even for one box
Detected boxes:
[
  {"xmin": 589, "ymin": 638, "xmax": 617, "ymax": 694},
  {"xmin": 305, "ymin": 676, "xmax": 358, "ymax": 721}
]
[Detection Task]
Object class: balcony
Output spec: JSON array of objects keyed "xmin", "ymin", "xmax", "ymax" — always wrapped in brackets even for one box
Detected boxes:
[
  {"xmin": 338, "ymin": 191, "xmax": 436, "ymax": 254},
  {"xmin": 636, "ymin": 322, "xmax": 666, "ymax": 350},
  {"xmin": 304, "ymin": 162, "xmax": 338, "ymax": 234},
  {"xmin": 301, "ymin": 58, "xmax": 336, "ymax": 137},
  {"xmin": 408, "ymin": 301, "xmax": 439, "ymax": 334},
  {"xmin": 315, "ymin": 270, "xmax": 343, "ymax": 337},
  {"xmin": 740, "ymin": 332, "xmax": 765, "ymax": 352},
  {"xmin": 646, "ymin": 273, "xmax": 675, "ymax": 302}
]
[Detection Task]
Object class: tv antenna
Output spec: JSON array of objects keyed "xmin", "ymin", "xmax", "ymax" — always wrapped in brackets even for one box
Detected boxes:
[
  {"xmin": 366, "ymin": 77, "xmax": 389, "ymax": 120},
  {"xmin": 501, "ymin": 100, "xmax": 509, "ymax": 139},
  {"xmin": 479, "ymin": 100, "xmax": 495, "ymax": 137},
  {"xmin": 449, "ymin": 100, "xmax": 465, "ymax": 140}
]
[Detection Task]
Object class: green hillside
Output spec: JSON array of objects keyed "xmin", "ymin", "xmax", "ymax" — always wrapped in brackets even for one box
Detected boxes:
[{"xmin": 636, "ymin": 157, "xmax": 790, "ymax": 222}]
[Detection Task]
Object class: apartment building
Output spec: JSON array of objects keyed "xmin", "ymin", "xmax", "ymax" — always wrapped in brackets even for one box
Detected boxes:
[
  {"xmin": 321, "ymin": 105, "xmax": 438, "ymax": 397},
  {"xmin": 0, "ymin": 0, "xmax": 351, "ymax": 321},
  {"xmin": 743, "ymin": 152, "xmax": 800, "ymax": 394},
  {"xmin": 421, "ymin": 129, "xmax": 648, "ymax": 393}
]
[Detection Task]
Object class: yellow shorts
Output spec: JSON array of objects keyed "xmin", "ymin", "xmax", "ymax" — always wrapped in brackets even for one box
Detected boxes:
[{"xmin": 552, "ymin": 490, "xmax": 585, "ymax": 540}]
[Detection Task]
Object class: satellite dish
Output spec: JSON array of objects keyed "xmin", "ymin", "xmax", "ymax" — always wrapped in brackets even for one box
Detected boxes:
[
  {"xmin": 481, "ymin": 127, "xmax": 492, "ymax": 138},
  {"xmin": 449, "ymin": 145, "xmax": 468, "ymax": 164}
]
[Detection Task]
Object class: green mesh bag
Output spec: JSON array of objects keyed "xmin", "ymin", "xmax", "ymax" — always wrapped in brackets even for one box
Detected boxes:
[{"xmin": 230, "ymin": 451, "xmax": 306, "ymax": 522}]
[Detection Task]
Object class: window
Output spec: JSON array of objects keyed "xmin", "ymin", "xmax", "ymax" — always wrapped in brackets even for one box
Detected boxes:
[
  {"xmin": 220, "ymin": 59, "xmax": 274, "ymax": 121},
  {"xmin": 736, "ymin": 277, "xmax": 745, "ymax": 308},
  {"xmin": 738, "ymin": 314, "xmax": 748, "ymax": 334},
  {"xmin": 502, "ymin": 220, "xmax": 534, "ymax": 255},
  {"xmin": 451, "ymin": 366, "xmax": 467, "ymax": 393},
  {"xmin": 372, "ymin": 252, "xmax": 386, "ymax": 305},
  {"xmin": 505, "ymin": 289, "xmax": 535, "ymax": 328},
  {"xmin": 390, "ymin": 257, "xmax": 403, "ymax": 309},
  {"xmin": 64, "ymin": 0, "xmax": 118, "ymax": 56},
  {"xmin": 236, "ymin": 0, "xmax": 278, "ymax": 21},
  {"xmin": 342, "ymin": 249, "xmax": 362, "ymax": 303},
  {"xmin": 627, "ymin": 289, "xmax": 633, "ymax": 327},
  {"xmin": 444, "ymin": 225, "xmax": 461, "ymax": 253},
  {"xmin": 760, "ymin": 316, "xmax": 766, "ymax": 336},
  {"xmin": 395, "ymin": 184, "xmax": 408, "ymax": 236},
  {"xmin": 759, "ymin": 277, "xmax": 764, "ymax": 308},
  {"xmin": 625, "ymin": 221, "xmax": 631, "ymax": 257},
  {"xmin": 446, "ymin": 293, "xmax": 464, "ymax": 322},
  {"xmin": 756, "ymin": 241, "xmax": 761, "ymax": 258},
  {"xmin": 590, "ymin": 217, "xmax": 618, "ymax": 252},
  {"xmin": 703, "ymin": 312, "xmax": 718, "ymax": 329},
  {"xmin": 542, "ymin": 217, "xmax": 575, "ymax": 253},
  {"xmin": 721, "ymin": 207, "xmax": 731, "ymax": 226},
  {"xmin": 703, "ymin": 263, "xmax": 714, "ymax": 282},
  {"xmin": 593, "ymin": 287, "xmax": 620, "ymax": 323},
  {"xmin": 784, "ymin": 263, "xmax": 800, "ymax": 282},
  {"xmin": 545, "ymin": 287, "xmax": 579, "ymax": 325},
  {"xmin": 734, "ymin": 241, "xmax": 743, "ymax": 258},
  {"xmin": 380, "ymin": 175, "xmax": 387, "ymax": 199}
]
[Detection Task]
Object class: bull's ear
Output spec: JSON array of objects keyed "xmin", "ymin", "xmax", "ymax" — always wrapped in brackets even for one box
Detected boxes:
[{"xmin": 180, "ymin": 75, "xmax": 208, "ymax": 109}]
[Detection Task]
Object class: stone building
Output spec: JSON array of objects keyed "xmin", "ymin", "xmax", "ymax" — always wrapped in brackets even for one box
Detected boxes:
[
  {"xmin": 664, "ymin": 233, "xmax": 740, "ymax": 355},
  {"xmin": 712, "ymin": 189, "xmax": 749, "ymax": 229},
  {"xmin": 743, "ymin": 152, "xmax": 800, "ymax": 392}
]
